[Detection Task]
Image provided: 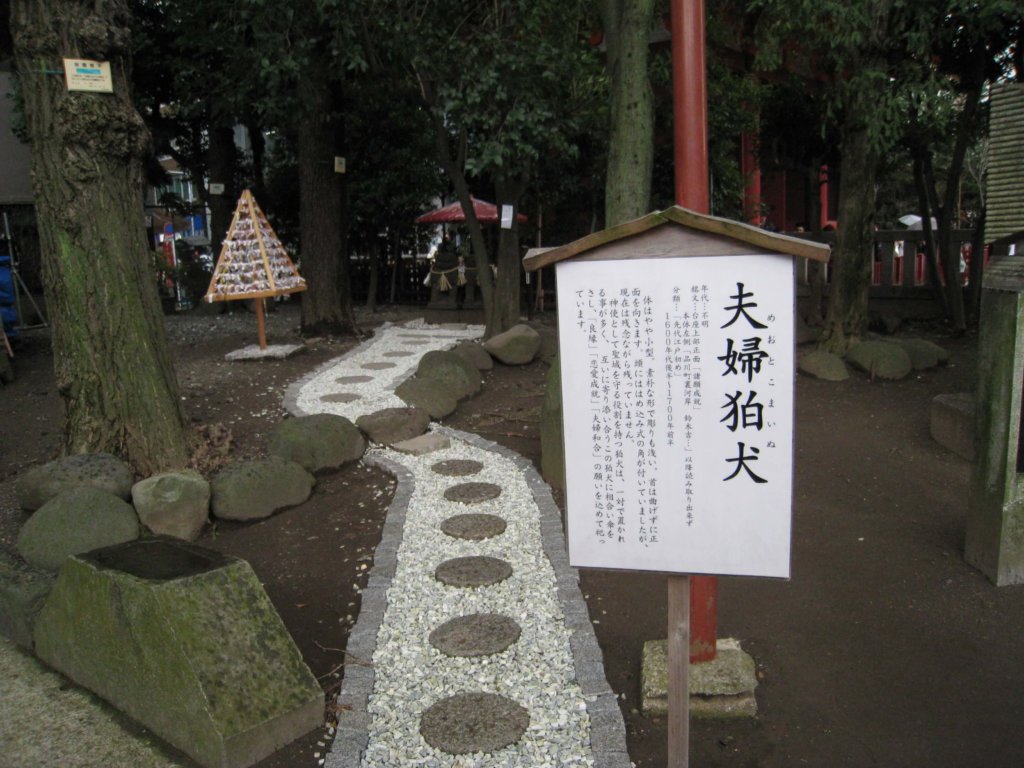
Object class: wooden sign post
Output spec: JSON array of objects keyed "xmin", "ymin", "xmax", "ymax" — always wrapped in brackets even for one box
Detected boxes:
[{"xmin": 523, "ymin": 207, "xmax": 828, "ymax": 767}]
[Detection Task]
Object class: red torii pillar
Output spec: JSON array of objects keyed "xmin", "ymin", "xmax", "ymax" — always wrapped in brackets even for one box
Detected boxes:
[{"xmin": 671, "ymin": 0, "xmax": 718, "ymax": 664}]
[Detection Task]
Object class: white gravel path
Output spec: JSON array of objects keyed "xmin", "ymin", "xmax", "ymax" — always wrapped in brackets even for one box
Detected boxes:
[
  {"xmin": 289, "ymin": 320, "xmax": 630, "ymax": 768},
  {"xmin": 290, "ymin": 321, "xmax": 483, "ymax": 421}
]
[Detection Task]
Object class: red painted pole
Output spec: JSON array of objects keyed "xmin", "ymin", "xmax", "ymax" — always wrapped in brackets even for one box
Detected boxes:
[
  {"xmin": 672, "ymin": 0, "xmax": 709, "ymax": 214},
  {"xmin": 672, "ymin": 0, "xmax": 718, "ymax": 664}
]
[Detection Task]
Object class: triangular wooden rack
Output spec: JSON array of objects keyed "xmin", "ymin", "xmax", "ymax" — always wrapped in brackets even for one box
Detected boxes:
[
  {"xmin": 205, "ymin": 189, "xmax": 307, "ymax": 303},
  {"xmin": 204, "ymin": 190, "xmax": 306, "ymax": 349}
]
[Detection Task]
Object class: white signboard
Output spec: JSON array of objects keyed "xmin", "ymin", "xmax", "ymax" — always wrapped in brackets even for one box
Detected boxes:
[
  {"xmin": 557, "ymin": 254, "xmax": 794, "ymax": 578},
  {"xmin": 334, "ymin": 156, "xmax": 347, "ymax": 174},
  {"xmin": 63, "ymin": 59, "xmax": 113, "ymax": 93}
]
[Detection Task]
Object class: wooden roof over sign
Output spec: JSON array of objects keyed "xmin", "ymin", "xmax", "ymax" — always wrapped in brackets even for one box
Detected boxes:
[{"xmin": 522, "ymin": 205, "xmax": 830, "ymax": 271}]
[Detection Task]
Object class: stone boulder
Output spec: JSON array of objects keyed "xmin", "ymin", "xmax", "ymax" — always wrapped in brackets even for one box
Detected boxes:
[
  {"xmin": 268, "ymin": 414, "xmax": 366, "ymax": 473},
  {"xmin": 416, "ymin": 349, "xmax": 481, "ymax": 400},
  {"xmin": 15, "ymin": 453, "xmax": 133, "ymax": 511},
  {"xmin": 395, "ymin": 376, "xmax": 458, "ymax": 419},
  {"xmin": 33, "ymin": 539, "xmax": 323, "ymax": 768},
  {"xmin": 451, "ymin": 340, "xmax": 493, "ymax": 371},
  {"xmin": 894, "ymin": 337, "xmax": 948, "ymax": 370},
  {"xmin": 132, "ymin": 470, "xmax": 211, "ymax": 541},
  {"xmin": 797, "ymin": 350, "xmax": 849, "ymax": 381},
  {"xmin": 211, "ymin": 458, "xmax": 314, "ymax": 521},
  {"xmin": 356, "ymin": 407, "xmax": 431, "ymax": 446},
  {"xmin": 0, "ymin": 549, "xmax": 56, "ymax": 649},
  {"xmin": 847, "ymin": 340, "xmax": 913, "ymax": 380},
  {"xmin": 540, "ymin": 356, "xmax": 565, "ymax": 491},
  {"xmin": 16, "ymin": 487, "xmax": 140, "ymax": 571},
  {"xmin": 482, "ymin": 324, "xmax": 541, "ymax": 365}
]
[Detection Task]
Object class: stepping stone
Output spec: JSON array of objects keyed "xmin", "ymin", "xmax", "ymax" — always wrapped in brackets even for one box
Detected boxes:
[
  {"xmin": 432, "ymin": 459, "xmax": 484, "ymax": 477},
  {"xmin": 392, "ymin": 433, "xmax": 452, "ymax": 456},
  {"xmin": 384, "ymin": 351, "xmax": 415, "ymax": 357},
  {"xmin": 435, "ymin": 556, "xmax": 512, "ymax": 588},
  {"xmin": 429, "ymin": 613, "xmax": 521, "ymax": 658},
  {"xmin": 420, "ymin": 692, "xmax": 529, "ymax": 755},
  {"xmin": 361, "ymin": 362, "xmax": 396, "ymax": 370},
  {"xmin": 441, "ymin": 513, "xmax": 507, "ymax": 541},
  {"xmin": 444, "ymin": 482, "xmax": 502, "ymax": 504},
  {"xmin": 336, "ymin": 375, "xmax": 373, "ymax": 384},
  {"xmin": 320, "ymin": 392, "xmax": 361, "ymax": 403}
]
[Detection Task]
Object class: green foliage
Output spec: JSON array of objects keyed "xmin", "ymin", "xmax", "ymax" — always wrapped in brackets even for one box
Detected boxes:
[{"xmin": 385, "ymin": 0, "xmax": 599, "ymax": 186}]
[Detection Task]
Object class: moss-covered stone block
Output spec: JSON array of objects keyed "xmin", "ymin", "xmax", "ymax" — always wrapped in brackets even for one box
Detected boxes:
[
  {"xmin": 33, "ymin": 539, "xmax": 323, "ymax": 768},
  {"xmin": 966, "ymin": 282, "xmax": 1024, "ymax": 585}
]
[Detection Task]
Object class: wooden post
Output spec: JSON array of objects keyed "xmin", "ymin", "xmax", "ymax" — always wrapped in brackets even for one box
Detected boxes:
[
  {"xmin": 255, "ymin": 298, "xmax": 267, "ymax": 349},
  {"xmin": 668, "ymin": 574, "xmax": 691, "ymax": 767}
]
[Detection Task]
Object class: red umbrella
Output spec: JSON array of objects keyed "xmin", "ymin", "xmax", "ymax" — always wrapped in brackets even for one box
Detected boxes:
[{"xmin": 415, "ymin": 196, "xmax": 527, "ymax": 224}]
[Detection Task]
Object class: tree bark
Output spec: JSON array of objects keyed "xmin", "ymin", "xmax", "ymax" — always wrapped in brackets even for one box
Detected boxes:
[
  {"xmin": 493, "ymin": 175, "xmax": 528, "ymax": 332},
  {"xmin": 206, "ymin": 123, "xmax": 236, "ymax": 260},
  {"xmin": 297, "ymin": 79, "xmax": 357, "ymax": 336},
  {"xmin": 820, "ymin": 103, "xmax": 878, "ymax": 354},
  {"xmin": 935, "ymin": 82, "xmax": 981, "ymax": 333},
  {"xmin": 600, "ymin": 0, "xmax": 656, "ymax": 227},
  {"xmin": 11, "ymin": 0, "xmax": 189, "ymax": 475}
]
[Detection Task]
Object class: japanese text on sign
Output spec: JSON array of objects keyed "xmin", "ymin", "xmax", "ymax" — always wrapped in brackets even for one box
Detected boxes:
[{"xmin": 557, "ymin": 255, "xmax": 794, "ymax": 578}]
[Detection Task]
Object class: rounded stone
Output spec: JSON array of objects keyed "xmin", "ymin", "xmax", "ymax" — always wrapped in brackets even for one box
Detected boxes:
[
  {"xmin": 431, "ymin": 459, "xmax": 484, "ymax": 477},
  {"xmin": 320, "ymin": 392, "xmax": 361, "ymax": 403},
  {"xmin": 435, "ymin": 556, "xmax": 512, "ymax": 588},
  {"xmin": 441, "ymin": 513, "xmax": 507, "ymax": 541},
  {"xmin": 444, "ymin": 482, "xmax": 502, "ymax": 504},
  {"xmin": 336, "ymin": 375, "xmax": 373, "ymax": 384},
  {"xmin": 420, "ymin": 692, "xmax": 529, "ymax": 755},
  {"xmin": 429, "ymin": 613, "xmax": 522, "ymax": 658},
  {"xmin": 361, "ymin": 362, "xmax": 396, "ymax": 370},
  {"xmin": 384, "ymin": 350, "xmax": 415, "ymax": 357}
]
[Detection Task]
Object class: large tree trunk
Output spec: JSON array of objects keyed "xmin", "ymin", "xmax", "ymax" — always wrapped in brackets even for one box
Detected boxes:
[
  {"xmin": 11, "ymin": 0, "xmax": 189, "ymax": 475},
  {"xmin": 935, "ymin": 82, "xmax": 981, "ymax": 333},
  {"xmin": 492, "ymin": 175, "xmax": 528, "ymax": 333},
  {"xmin": 297, "ymin": 81, "xmax": 357, "ymax": 336},
  {"xmin": 600, "ymin": 0, "xmax": 656, "ymax": 227},
  {"xmin": 820, "ymin": 105, "xmax": 878, "ymax": 355},
  {"xmin": 206, "ymin": 123, "xmax": 237, "ymax": 258}
]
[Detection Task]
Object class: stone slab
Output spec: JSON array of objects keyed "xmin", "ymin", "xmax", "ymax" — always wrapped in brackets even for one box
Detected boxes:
[
  {"xmin": 431, "ymin": 459, "xmax": 483, "ymax": 477},
  {"xmin": 224, "ymin": 343, "xmax": 304, "ymax": 361},
  {"xmin": 440, "ymin": 513, "xmax": 507, "ymax": 541},
  {"xmin": 435, "ymin": 556, "xmax": 512, "ymax": 588},
  {"xmin": 428, "ymin": 613, "xmax": 521, "ymax": 657},
  {"xmin": 641, "ymin": 637, "xmax": 758, "ymax": 719},
  {"xmin": 420, "ymin": 692, "xmax": 529, "ymax": 754},
  {"xmin": 391, "ymin": 433, "xmax": 452, "ymax": 456},
  {"xmin": 33, "ymin": 539, "xmax": 323, "ymax": 768},
  {"xmin": 443, "ymin": 481, "xmax": 502, "ymax": 504}
]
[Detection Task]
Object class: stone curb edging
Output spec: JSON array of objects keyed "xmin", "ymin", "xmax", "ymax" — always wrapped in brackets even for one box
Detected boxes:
[{"xmin": 326, "ymin": 452, "xmax": 414, "ymax": 768}]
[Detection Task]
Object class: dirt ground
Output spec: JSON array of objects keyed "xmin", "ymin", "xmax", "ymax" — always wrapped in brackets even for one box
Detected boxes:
[{"xmin": 2, "ymin": 302, "xmax": 1024, "ymax": 768}]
